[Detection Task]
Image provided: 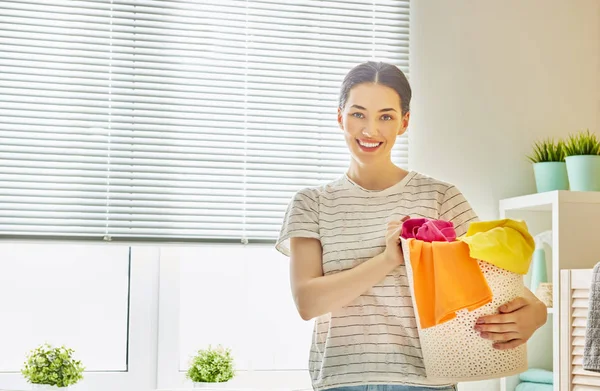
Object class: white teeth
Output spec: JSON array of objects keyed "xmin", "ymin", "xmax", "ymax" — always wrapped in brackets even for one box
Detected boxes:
[{"xmin": 358, "ymin": 140, "xmax": 381, "ymax": 148}]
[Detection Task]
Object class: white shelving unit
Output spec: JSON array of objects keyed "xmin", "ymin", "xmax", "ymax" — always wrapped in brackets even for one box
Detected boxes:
[{"xmin": 498, "ymin": 191, "xmax": 600, "ymax": 391}]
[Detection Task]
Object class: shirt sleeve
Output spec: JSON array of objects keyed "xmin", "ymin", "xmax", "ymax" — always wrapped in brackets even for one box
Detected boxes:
[
  {"xmin": 275, "ymin": 188, "xmax": 320, "ymax": 257},
  {"xmin": 438, "ymin": 185, "xmax": 479, "ymax": 237}
]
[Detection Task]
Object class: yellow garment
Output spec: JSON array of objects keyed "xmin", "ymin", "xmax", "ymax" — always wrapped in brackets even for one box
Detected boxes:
[{"xmin": 458, "ymin": 219, "xmax": 534, "ymax": 274}]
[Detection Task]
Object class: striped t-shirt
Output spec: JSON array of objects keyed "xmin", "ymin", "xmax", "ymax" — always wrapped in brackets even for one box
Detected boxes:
[{"xmin": 276, "ymin": 171, "xmax": 478, "ymax": 390}]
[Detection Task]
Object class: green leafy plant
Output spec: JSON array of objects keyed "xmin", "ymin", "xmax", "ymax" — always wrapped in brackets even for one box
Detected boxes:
[
  {"xmin": 527, "ymin": 138, "xmax": 566, "ymax": 163},
  {"xmin": 563, "ymin": 129, "xmax": 600, "ymax": 156},
  {"xmin": 21, "ymin": 343, "xmax": 84, "ymax": 387},
  {"xmin": 186, "ymin": 345, "xmax": 235, "ymax": 383}
]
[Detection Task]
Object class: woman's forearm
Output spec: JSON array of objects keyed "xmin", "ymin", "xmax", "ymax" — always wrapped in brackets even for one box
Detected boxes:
[
  {"xmin": 523, "ymin": 287, "xmax": 548, "ymax": 328},
  {"xmin": 295, "ymin": 252, "xmax": 398, "ymax": 320}
]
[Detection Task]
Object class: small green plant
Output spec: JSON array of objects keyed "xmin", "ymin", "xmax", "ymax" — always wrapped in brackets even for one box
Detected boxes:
[
  {"xmin": 186, "ymin": 345, "xmax": 235, "ymax": 383},
  {"xmin": 563, "ymin": 129, "xmax": 600, "ymax": 156},
  {"xmin": 21, "ymin": 343, "xmax": 84, "ymax": 387},
  {"xmin": 527, "ymin": 138, "xmax": 566, "ymax": 163}
]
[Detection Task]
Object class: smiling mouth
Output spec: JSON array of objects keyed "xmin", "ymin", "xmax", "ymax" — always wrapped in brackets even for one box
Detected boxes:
[{"xmin": 356, "ymin": 139, "xmax": 383, "ymax": 151}]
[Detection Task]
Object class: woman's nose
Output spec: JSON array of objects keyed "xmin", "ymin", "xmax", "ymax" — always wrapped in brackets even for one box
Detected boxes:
[{"xmin": 361, "ymin": 125, "xmax": 379, "ymax": 138}]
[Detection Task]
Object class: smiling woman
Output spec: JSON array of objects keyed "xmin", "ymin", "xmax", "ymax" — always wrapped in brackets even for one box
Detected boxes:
[{"xmin": 275, "ymin": 61, "xmax": 548, "ymax": 391}]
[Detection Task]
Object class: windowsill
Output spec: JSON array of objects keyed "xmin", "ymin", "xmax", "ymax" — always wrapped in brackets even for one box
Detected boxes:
[
  {"xmin": 162, "ymin": 370, "xmax": 313, "ymax": 391},
  {"xmin": 157, "ymin": 388, "xmax": 311, "ymax": 391}
]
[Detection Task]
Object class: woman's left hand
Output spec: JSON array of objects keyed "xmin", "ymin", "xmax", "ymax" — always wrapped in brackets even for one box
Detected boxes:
[{"xmin": 474, "ymin": 291, "xmax": 548, "ymax": 350}]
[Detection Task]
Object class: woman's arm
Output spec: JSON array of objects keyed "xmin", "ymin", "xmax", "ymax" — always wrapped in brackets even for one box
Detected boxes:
[
  {"xmin": 290, "ymin": 220, "xmax": 405, "ymax": 321},
  {"xmin": 475, "ymin": 287, "xmax": 548, "ymax": 349}
]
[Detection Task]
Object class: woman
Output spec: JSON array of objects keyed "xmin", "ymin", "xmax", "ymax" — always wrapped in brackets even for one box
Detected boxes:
[{"xmin": 276, "ymin": 62, "xmax": 547, "ymax": 391}]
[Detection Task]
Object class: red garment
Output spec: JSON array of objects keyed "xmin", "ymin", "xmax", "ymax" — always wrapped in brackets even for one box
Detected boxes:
[{"xmin": 401, "ymin": 218, "xmax": 457, "ymax": 242}]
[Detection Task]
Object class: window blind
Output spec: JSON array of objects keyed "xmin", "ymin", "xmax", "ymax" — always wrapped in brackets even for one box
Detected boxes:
[{"xmin": 0, "ymin": 0, "xmax": 410, "ymax": 242}]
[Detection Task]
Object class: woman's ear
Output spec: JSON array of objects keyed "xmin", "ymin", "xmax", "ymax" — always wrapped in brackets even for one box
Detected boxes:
[
  {"xmin": 398, "ymin": 111, "xmax": 410, "ymax": 136},
  {"xmin": 337, "ymin": 107, "xmax": 344, "ymax": 130}
]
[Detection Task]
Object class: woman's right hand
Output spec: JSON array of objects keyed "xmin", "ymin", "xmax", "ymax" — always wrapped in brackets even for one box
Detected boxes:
[{"xmin": 383, "ymin": 216, "xmax": 410, "ymax": 266}]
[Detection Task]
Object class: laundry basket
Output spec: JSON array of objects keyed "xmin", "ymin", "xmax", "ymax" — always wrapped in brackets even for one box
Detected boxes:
[{"xmin": 400, "ymin": 237, "xmax": 528, "ymax": 383}]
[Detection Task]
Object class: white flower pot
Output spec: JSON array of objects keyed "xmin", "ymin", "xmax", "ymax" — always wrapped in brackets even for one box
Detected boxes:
[
  {"xmin": 193, "ymin": 382, "xmax": 229, "ymax": 389},
  {"xmin": 31, "ymin": 385, "xmax": 66, "ymax": 390}
]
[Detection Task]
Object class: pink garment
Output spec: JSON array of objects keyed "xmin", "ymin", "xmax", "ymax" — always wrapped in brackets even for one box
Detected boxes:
[{"xmin": 401, "ymin": 218, "xmax": 457, "ymax": 242}]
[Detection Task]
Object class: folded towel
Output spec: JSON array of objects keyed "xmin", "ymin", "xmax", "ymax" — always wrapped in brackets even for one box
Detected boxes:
[
  {"xmin": 584, "ymin": 262, "xmax": 600, "ymax": 372},
  {"xmin": 518, "ymin": 368, "xmax": 553, "ymax": 384},
  {"xmin": 515, "ymin": 382, "xmax": 553, "ymax": 391}
]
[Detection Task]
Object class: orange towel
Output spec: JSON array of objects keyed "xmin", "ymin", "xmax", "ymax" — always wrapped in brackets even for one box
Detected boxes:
[{"xmin": 408, "ymin": 239, "xmax": 493, "ymax": 329}]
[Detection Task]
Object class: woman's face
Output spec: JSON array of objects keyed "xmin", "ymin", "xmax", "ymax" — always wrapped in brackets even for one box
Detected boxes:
[{"xmin": 337, "ymin": 83, "xmax": 409, "ymax": 166}]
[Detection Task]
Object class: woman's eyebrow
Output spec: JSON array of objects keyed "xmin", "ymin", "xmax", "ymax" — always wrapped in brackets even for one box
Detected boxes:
[{"xmin": 350, "ymin": 104, "xmax": 397, "ymax": 113}]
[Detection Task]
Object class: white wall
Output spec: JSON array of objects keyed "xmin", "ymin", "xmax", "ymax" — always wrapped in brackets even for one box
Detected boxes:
[
  {"xmin": 409, "ymin": 1, "xmax": 600, "ymax": 390},
  {"xmin": 409, "ymin": 0, "xmax": 600, "ymax": 221}
]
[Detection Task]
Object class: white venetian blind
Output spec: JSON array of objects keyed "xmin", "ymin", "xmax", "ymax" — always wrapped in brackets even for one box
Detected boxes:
[{"xmin": 0, "ymin": 0, "xmax": 410, "ymax": 242}]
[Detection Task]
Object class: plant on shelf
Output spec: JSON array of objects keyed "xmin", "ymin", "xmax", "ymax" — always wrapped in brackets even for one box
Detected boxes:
[
  {"xmin": 563, "ymin": 129, "xmax": 600, "ymax": 191},
  {"xmin": 527, "ymin": 137, "xmax": 569, "ymax": 193},
  {"xmin": 186, "ymin": 345, "xmax": 235, "ymax": 387},
  {"xmin": 563, "ymin": 129, "xmax": 600, "ymax": 156},
  {"xmin": 21, "ymin": 343, "xmax": 85, "ymax": 390},
  {"xmin": 527, "ymin": 138, "xmax": 566, "ymax": 164}
]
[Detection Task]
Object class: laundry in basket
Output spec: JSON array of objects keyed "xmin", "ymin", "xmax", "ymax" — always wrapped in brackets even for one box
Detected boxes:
[{"xmin": 398, "ymin": 218, "xmax": 534, "ymax": 383}]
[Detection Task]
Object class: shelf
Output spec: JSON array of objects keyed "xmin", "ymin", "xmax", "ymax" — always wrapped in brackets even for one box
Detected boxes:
[
  {"xmin": 499, "ymin": 191, "xmax": 600, "ymax": 391},
  {"xmin": 499, "ymin": 190, "xmax": 600, "ymax": 213}
]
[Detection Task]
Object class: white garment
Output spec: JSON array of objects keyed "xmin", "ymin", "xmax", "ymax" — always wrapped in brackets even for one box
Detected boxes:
[{"xmin": 276, "ymin": 171, "xmax": 478, "ymax": 391}]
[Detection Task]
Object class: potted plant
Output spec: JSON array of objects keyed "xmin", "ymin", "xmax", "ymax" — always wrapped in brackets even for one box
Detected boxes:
[
  {"xmin": 21, "ymin": 343, "xmax": 84, "ymax": 390},
  {"xmin": 564, "ymin": 129, "xmax": 600, "ymax": 191},
  {"xmin": 527, "ymin": 137, "xmax": 569, "ymax": 192},
  {"xmin": 186, "ymin": 345, "xmax": 235, "ymax": 388}
]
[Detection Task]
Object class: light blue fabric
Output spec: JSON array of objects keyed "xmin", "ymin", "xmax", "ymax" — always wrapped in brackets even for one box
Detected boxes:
[
  {"xmin": 515, "ymin": 382, "xmax": 553, "ymax": 391},
  {"xmin": 326, "ymin": 385, "xmax": 456, "ymax": 391},
  {"xmin": 518, "ymin": 368, "xmax": 553, "ymax": 384}
]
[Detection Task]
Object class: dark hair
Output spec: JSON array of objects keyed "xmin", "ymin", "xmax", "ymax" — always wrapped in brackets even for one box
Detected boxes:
[{"xmin": 338, "ymin": 61, "xmax": 412, "ymax": 115}]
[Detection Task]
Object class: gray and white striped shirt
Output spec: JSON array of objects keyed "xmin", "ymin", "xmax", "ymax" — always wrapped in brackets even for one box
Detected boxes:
[{"xmin": 276, "ymin": 171, "xmax": 478, "ymax": 390}]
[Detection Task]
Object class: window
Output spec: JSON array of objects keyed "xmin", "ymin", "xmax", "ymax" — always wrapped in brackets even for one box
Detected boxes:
[
  {"xmin": 0, "ymin": 0, "xmax": 410, "ymax": 243},
  {"xmin": 178, "ymin": 246, "xmax": 313, "ymax": 371},
  {"xmin": 0, "ymin": 244, "xmax": 130, "ymax": 373},
  {"xmin": 158, "ymin": 244, "xmax": 314, "ymax": 389}
]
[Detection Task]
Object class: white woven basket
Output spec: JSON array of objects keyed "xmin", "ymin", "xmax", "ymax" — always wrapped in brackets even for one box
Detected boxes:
[{"xmin": 400, "ymin": 237, "xmax": 528, "ymax": 383}]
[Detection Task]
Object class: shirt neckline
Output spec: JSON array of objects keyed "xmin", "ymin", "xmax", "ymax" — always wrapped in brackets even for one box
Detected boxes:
[{"xmin": 342, "ymin": 171, "xmax": 416, "ymax": 197}]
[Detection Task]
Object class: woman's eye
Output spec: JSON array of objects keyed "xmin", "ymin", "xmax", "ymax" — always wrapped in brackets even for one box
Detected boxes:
[
  {"xmin": 381, "ymin": 114, "xmax": 393, "ymax": 121},
  {"xmin": 351, "ymin": 112, "xmax": 364, "ymax": 119}
]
